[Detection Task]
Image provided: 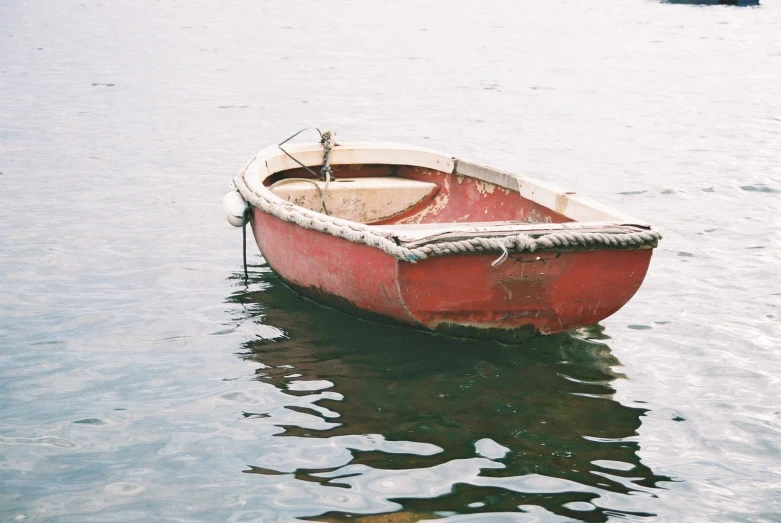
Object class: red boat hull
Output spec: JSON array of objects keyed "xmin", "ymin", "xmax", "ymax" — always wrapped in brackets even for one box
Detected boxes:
[{"xmin": 252, "ymin": 210, "xmax": 653, "ymax": 341}]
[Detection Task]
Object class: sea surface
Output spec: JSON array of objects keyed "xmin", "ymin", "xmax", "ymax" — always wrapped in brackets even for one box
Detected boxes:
[{"xmin": 1, "ymin": 1, "xmax": 780, "ymax": 521}]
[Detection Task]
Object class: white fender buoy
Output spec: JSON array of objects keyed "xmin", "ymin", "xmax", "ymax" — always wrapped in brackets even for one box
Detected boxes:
[{"xmin": 223, "ymin": 191, "xmax": 248, "ymax": 227}]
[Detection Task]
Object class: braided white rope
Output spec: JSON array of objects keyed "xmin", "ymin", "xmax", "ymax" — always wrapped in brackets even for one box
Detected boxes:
[{"xmin": 236, "ymin": 167, "xmax": 662, "ymax": 263}]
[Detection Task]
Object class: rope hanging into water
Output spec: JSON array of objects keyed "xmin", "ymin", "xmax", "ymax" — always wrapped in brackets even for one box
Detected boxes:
[{"xmin": 242, "ymin": 200, "xmax": 251, "ymax": 280}]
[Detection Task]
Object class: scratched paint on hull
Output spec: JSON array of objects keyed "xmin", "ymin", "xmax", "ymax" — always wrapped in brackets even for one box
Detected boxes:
[{"xmin": 249, "ymin": 162, "xmax": 654, "ymax": 340}]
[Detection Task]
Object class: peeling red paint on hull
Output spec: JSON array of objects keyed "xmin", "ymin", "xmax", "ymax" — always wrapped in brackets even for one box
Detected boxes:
[
  {"xmin": 233, "ymin": 141, "xmax": 659, "ymax": 342},
  {"xmin": 398, "ymin": 249, "xmax": 652, "ymax": 335},
  {"xmin": 253, "ymin": 210, "xmax": 653, "ymax": 341}
]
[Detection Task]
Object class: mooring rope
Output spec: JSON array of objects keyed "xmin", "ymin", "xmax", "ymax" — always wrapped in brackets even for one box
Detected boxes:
[
  {"xmin": 320, "ymin": 130, "xmax": 334, "ymax": 181},
  {"xmin": 277, "ymin": 128, "xmax": 323, "ymax": 179},
  {"xmin": 272, "ymin": 128, "xmax": 335, "ymax": 215},
  {"xmin": 242, "ymin": 200, "xmax": 251, "ymax": 280},
  {"xmin": 238, "ymin": 129, "xmax": 341, "ymax": 278}
]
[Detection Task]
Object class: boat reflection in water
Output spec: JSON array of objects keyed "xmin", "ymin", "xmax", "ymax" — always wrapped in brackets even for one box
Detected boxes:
[{"xmin": 226, "ymin": 265, "xmax": 672, "ymax": 521}]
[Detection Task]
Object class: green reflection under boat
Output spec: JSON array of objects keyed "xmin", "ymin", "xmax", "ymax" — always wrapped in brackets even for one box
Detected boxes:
[{"xmin": 225, "ymin": 265, "xmax": 672, "ymax": 521}]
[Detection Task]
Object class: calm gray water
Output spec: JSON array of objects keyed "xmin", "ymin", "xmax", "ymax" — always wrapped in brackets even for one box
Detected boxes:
[{"xmin": 1, "ymin": 0, "xmax": 780, "ymax": 521}]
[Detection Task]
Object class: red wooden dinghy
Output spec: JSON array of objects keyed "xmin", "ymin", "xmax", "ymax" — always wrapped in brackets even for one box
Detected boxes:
[{"xmin": 224, "ymin": 133, "xmax": 661, "ymax": 342}]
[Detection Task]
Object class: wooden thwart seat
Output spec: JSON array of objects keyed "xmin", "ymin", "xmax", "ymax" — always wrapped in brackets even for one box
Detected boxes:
[
  {"xmin": 270, "ymin": 177, "xmax": 438, "ymax": 223},
  {"xmin": 371, "ymin": 221, "xmax": 653, "ymax": 247}
]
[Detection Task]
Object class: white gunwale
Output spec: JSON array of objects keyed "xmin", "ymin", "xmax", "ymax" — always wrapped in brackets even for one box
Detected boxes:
[{"xmin": 240, "ymin": 142, "xmax": 650, "ymax": 229}]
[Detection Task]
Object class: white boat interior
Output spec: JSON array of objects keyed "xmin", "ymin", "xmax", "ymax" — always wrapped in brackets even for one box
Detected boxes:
[{"xmin": 237, "ymin": 143, "xmax": 651, "ymax": 238}]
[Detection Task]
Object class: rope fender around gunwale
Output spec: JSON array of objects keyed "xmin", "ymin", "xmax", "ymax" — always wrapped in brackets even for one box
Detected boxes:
[{"xmin": 234, "ymin": 168, "xmax": 662, "ymax": 264}]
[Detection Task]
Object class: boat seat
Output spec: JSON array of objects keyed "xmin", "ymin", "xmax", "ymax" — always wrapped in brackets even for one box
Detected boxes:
[
  {"xmin": 269, "ymin": 177, "xmax": 438, "ymax": 224},
  {"xmin": 371, "ymin": 221, "xmax": 650, "ymax": 246}
]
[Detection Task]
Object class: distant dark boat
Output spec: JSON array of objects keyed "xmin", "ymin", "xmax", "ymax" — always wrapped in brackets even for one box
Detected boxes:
[{"xmin": 661, "ymin": 0, "xmax": 759, "ymax": 5}]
